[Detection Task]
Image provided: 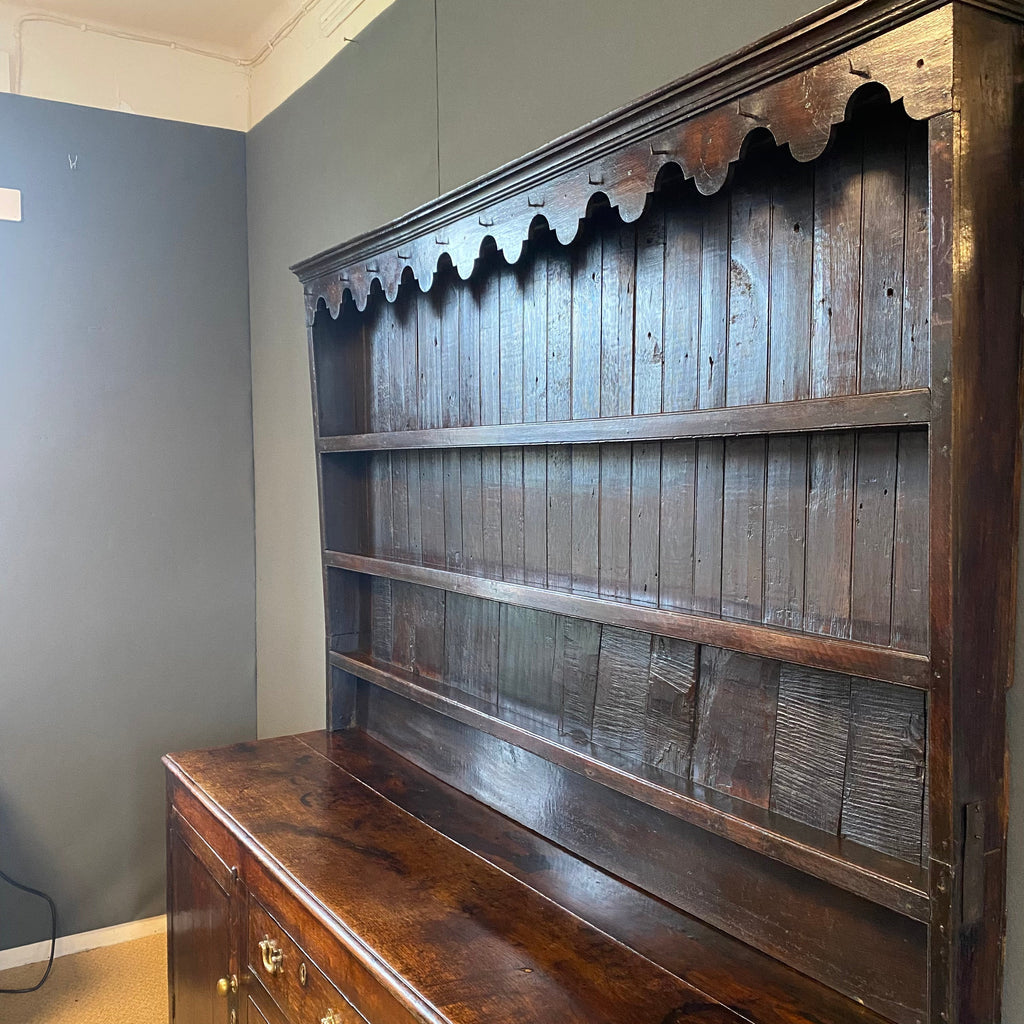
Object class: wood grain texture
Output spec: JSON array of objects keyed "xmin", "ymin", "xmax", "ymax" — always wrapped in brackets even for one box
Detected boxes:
[
  {"xmin": 770, "ymin": 665, "xmax": 851, "ymax": 833},
  {"xmin": 692, "ymin": 648, "xmax": 781, "ymax": 808},
  {"xmin": 842, "ymin": 678, "xmax": 926, "ymax": 863}
]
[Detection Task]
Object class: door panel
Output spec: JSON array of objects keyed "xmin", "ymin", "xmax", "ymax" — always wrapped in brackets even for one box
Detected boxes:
[{"xmin": 169, "ymin": 825, "xmax": 234, "ymax": 1024}]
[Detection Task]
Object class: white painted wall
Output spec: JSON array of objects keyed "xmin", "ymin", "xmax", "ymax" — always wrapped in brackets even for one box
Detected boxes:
[{"xmin": 0, "ymin": 0, "xmax": 398, "ymax": 130}]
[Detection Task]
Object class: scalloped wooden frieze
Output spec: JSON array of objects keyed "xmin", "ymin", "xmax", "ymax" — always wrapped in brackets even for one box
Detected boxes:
[{"xmin": 304, "ymin": 5, "xmax": 952, "ymax": 322}]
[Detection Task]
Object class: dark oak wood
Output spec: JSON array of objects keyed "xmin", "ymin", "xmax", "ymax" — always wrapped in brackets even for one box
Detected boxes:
[
  {"xmin": 167, "ymin": 739, "xmax": 747, "ymax": 1024},
  {"xmin": 167, "ymin": 6, "xmax": 1024, "ymax": 1024},
  {"xmin": 317, "ymin": 389, "xmax": 931, "ymax": 451},
  {"xmin": 323, "ymin": 551, "xmax": 931, "ymax": 687},
  {"xmin": 329, "ymin": 647, "xmax": 929, "ymax": 921}
]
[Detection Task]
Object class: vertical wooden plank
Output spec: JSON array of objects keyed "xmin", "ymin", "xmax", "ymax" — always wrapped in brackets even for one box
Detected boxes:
[
  {"xmin": 546, "ymin": 251, "xmax": 573, "ymax": 592},
  {"xmin": 461, "ymin": 450, "xmax": 485, "ymax": 575},
  {"xmin": 842, "ymin": 678, "xmax": 926, "ymax": 862},
  {"xmin": 768, "ymin": 157, "xmax": 813, "ymax": 403},
  {"xmin": 901, "ymin": 121, "xmax": 930, "ymax": 390},
  {"xmin": 482, "ymin": 448, "xmax": 504, "ymax": 579},
  {"xmin": 501, "ymin": 446, "xmax": 526, "ymax": 584},
  {"xmin": 572, "ymin": 446, "xmax": 600, "ymax": 596},
  {"xmin": 698, "ymin": 191, "xmax": 729, "ymax": 409},
  {"xmin": 859, "ymin": 113, "xmax": 907, "ymax": 393},
  {"xmin": 851, "ymin": 431, "xmax": 898, "ymax": 645},
  {"xmin": 692, "ymin": 647, "xmax": 780, "ymax": 808},
  {"xmin": 892, "ymin": 428, "xmax": 929, "ymax": 653},
  {"xmin": 418, "ymin": 451, "xmax": 446, "ymax": 568},
  {"xmin": 546, "ymin": 447, "xmax": 572, "ymax": 591},
  {"xmin": 439, "ymin": 276, "xmax": 461, "ymax": 429},
  {"xmin": 390, "ymin": 450, "xmax": 411, "ymax": 562},
  {"xmin": 497, "ymin": 606, "xmax": 559, "ymax": 727},
  {"xmin": 770, "ymin": 664, "xmax": 851, "ymax": 833},
  {"xmin": 459, "ymin": 279, "xmax": 482, "ymax": 427},
  {"xmin": 630, "ymin": 443, "xmax": 661, "ymax": 607},
  {"xmin": 369, "ymin": 452, "xmax": 394, "ymax": 559},
  {"xmin": 443, "ymin": 449, "xmax": 463, "ymax": 572},
  {"xmin": 370, "ymin": 300, "xmax": 394, "ymax": 433},
  {"xmin": 658, "ymin": 440, "xmax": 697, "ymax": 612},
  {"xmin": 546, "ymin": 247, "xmax": 572, "ymax": 421},
  {"xmin": 591, "ymin": 626, "xmax": 653, "ymax": 753},
  {"xmin": 402, "ymin": 449, "xmax": 445, "ymax": 680},
  {"xmin": 631, "ymin": 217, "xmax": 664, "ymax": 610},
  {"xmin": 763, "ymin": 436, "xmax": 808, "ymax": 630},
  {"xmin": 370, "ymin": 577, "xmax": 393, "ymax": 664},
  {"xmin": 392, "ymin": 290, "xmax": 419, "ymax": 431},
  {"xmin": 523, "ymin": 448, "xmax": 548, "ymax": 587},
  {"xmin": 390, "ymin": 582, "xmax": 444, "ymax": 681},
  {"xmin": 418, "ymin": 287, "xmax": 443, "ymax": 430},
  {"xmin": 692, "ymin": 438, "xmax": 725, "ymax": 616},
  {"xmin": 443, "ymin": 593, "xmax": 499, "ymax": 711},
  {"xmin": 726, "ymin": 176, "xmax": 771, "ymax": 407},
  {"xmin": 804, "ymin": 433, "xmax": 856, "ymax": 638},
  {"xmin": 811, "ymin": 126, "xmax": 863, "ymax": 398},
  {"xmin": 633, "ymin": 207, "xmax": 665, "ymax": 415},
  {"xmin": 479, "ymin": 270, "xmax": 501, "ymax": 427},
  {"xmin": 458, "ymin": 283, "xmax": 485, "ymax": 577},
  {"xmin": 600, "ymin": 221, "xmax": 636, "ymax": 417},
  {"xmin": 599, "ymin": 443, "xmax": 632, "ymax": 601},
  {"xmin": 644, "ymin": 636, "xmax": 699, "ymax": 780},
  {"xmin": 555, "ymin": 617, "xmax": 602, "ymax": 742},
  {"xmin": 500, "ymin": 267, "xmax": 525, "ymax": 585},
  {"xmin": 571, "ymin": 228, "xmax": 602, "ymax": 420},
  {"xmin": 524, "ymin": 248, "xmax": 548, "ymax": 424},
  {"xmin": 662, "ymin": 194, "xmax": 701, "ymax": 413},
  {"xmin": 523, "ymin": 256, "xmax": 548, "ymax": 587},
  {"xmin": 499, "ymin": 265, "xmax": 525, "ymax": 425},
  {"xmin": 721, "ymin": 436, "xmax": 767, "ymax": 623}
]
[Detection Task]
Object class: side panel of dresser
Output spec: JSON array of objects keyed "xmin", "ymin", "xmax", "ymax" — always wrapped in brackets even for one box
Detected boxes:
[{"xmin": 167, "ymin": 774, "xmax": 240, "ymax": 1024}]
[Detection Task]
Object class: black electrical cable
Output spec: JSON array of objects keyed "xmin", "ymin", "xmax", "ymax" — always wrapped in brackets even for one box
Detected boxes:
[{"xmin": 0, "ymin": 868, "xmax": 57, "ymax": 994}]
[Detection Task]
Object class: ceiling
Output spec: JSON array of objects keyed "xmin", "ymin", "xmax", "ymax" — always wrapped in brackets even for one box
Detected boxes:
[{"xmin": 9, "ymin": 0, "xmax": 289, "ymax": 53}]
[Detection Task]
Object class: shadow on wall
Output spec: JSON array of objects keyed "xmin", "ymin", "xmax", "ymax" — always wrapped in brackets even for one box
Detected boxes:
[{"xmin": 0, "ymin": 793, "xmax": 61, "ymax": 951}]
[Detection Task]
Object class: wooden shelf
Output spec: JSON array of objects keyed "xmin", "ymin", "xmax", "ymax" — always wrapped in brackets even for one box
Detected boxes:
[
  {"xmin": 317, "ymin": 389, "xmax": 930, "ymax": 453},
  {"xmin": 323, "ymin": 551, "xmax": 932, "ymax": 689},
  {"xmin": 330, "ymin": 649, "xmax": 930, "ymax": 922}
]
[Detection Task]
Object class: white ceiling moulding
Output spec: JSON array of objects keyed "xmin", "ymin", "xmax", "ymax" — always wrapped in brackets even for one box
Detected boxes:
[
  {"xmin": 319, "ymin": 0, "xmax": 362, "ymax": 37},
  {"xmin": 1, "ymin": 0, "xmax": 393, "ymax": 130}
]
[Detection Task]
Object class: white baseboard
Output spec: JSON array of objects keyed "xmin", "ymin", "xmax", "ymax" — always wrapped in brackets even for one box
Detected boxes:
[{"xmin": 0, "ymin": 914, "xmax": 166, "ymax": 972}]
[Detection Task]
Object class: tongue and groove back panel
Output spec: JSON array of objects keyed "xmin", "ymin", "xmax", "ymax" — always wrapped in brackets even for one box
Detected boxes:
[{"xmin": 294, "ymin": 5, "xmax": 1024, "ymax": 1023}]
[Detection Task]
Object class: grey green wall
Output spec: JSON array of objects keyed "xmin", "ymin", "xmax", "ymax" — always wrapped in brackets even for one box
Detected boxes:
[
  {"xmin": 0, "ymin": 93, "xmax": 255, "ymax": 950},
  {"xmin": 246, "ymin": 1, "xmax": 1024, "ymax": 1017}
]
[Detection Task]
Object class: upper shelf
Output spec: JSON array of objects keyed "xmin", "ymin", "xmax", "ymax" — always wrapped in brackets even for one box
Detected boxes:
[
  {"xmin": 292, "ymin": 3, "xmax": 962, "ymax": 315},
  {"xmin": 318, "ymin": 389, "xmax": 931, "ymax": 452}
]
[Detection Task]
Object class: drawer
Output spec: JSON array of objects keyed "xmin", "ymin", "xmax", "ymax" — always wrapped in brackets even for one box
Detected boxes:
[
  {"xmin": 249, "ymin": 896, "xmax": 366, "ymax": 1024},
  {"xmin": 170, "ymin": 776, "xmax": 244, "ymax": 886}
]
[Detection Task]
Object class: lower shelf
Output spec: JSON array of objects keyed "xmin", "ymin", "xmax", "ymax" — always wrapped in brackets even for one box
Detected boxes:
[{"xmin": 331, "ymin": 648, "xmax": 929, "ymax": 922}]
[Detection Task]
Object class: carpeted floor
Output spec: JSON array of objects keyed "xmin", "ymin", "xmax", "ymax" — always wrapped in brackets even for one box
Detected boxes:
[{"xmin": 0, "ymin": 933, "xmax": 167, "ymax": 1024}]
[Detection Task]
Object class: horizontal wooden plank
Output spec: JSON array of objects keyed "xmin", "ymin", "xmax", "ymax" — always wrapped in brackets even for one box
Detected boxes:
[
  {"xmin": 318, "ymin": 389, "xmax": 930, "ymax": 452},
  {"xmin": 323, "ymin": 551, "xmax": 931, "ymax": 688},
  {"xmin": 330, "ymin": 649, "xmax": 929, "ymax": 922}
]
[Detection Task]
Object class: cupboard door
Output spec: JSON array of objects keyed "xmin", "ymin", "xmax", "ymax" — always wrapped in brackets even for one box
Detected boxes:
[{"xmin": 169, "ymin": 825, "xmax": 235, "ymax": 1024}]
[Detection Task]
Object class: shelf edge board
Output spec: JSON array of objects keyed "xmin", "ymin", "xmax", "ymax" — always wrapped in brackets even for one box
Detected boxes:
[
  {"xmin": 323, "ymin": 551, "xmax": 932, "ymax": 690},
  {"xmin": 317, "ymin": 389, "xmax": 931, "ymax": 453}
]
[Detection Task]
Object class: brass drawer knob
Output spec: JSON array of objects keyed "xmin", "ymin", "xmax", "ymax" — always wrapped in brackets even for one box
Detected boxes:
[
  {"xmin": 299, "ymin": 961, "xmax": 308, "ymax": 987},
  {"xmin": 216, "ymin": 975, "xmax": 238, "ymax": 997},
  {"xmin": 258, "ymin": 936, "xmax": 283, "ymax": 975},
  {"xmin": 321, "ymin": 1011, "xmax": 344, "ymax": 1024}
]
